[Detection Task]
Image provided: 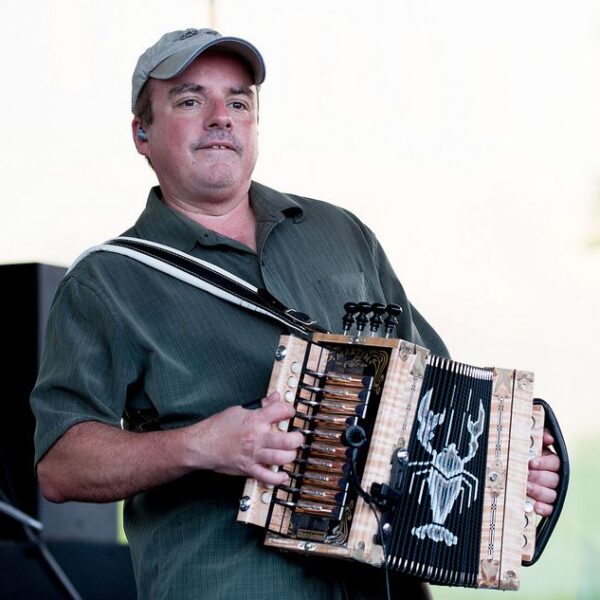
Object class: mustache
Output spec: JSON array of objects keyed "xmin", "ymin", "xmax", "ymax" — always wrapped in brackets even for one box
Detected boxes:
[{"xmin": 191, "ymin": 132, "xmax": 242, "ymax": 153}]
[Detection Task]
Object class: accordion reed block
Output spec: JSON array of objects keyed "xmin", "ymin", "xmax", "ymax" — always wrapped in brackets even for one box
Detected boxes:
[{"xmin": 237, "ymin": 333, "xmax": 547, "ymax": 590}]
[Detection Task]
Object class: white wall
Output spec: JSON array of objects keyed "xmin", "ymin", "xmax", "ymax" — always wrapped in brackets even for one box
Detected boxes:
[{"xmin": 1, "ymin": 0, "xmax": 599, "ymax": 442}]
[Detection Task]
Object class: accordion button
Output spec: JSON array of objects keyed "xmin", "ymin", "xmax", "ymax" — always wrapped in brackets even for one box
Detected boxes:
[
  {"xmin": 524, "ymin": 499, "xmax": 534, "ymax": 513},
  {"xmin": 278, "ymin": 420, "xmax": 289, "ymax": 431},
  {"xmin": 261, "ymin": 492, "xmax": 272, "ymax": 504},
  {"xmin": 291, "ymin": 362, "xmax": 302, "ymax": 374},
  {"xmin": 284, "ymin": 391, "xmax": 295, "ymax": 402},
  {"xmin": 288, "ymin": 376, "xmax": 299, "ymax": 388}
]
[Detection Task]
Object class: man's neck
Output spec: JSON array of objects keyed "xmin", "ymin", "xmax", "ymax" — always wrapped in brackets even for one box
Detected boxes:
[{"xmin": 163, "ymin": 190, "xmax": 257, "ymax": 252}]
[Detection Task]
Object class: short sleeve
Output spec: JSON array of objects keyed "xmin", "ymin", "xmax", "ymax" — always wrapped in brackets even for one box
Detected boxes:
[{"xmin": 31, "ymin": 275, "xmax": 138, "ymax": 465}]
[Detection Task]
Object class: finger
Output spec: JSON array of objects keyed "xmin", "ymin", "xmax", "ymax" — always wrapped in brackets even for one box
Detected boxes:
[
  {"xmin": 530, "ymin": 452, "xmax": 560, "ymax": 473},
  {"xmin": 258, "ymin": 398, "xmax": 296, "ymax": 424},
  {"xmin": 248, "ymin": 464, "xmax": 290, "ymax": 486},
  {"xmin": 533, "ymin": 501, "xmax": 554, "ymax": 518},
  {"xmin": 527, "ymin": 481, "xmax": 557, "ymax": 505},
  {"xmin": 261, "ymin": 391, "xmax": 281, "ymax": 407},
  {"xmin": 528, "ymin": 468, "xmax": 559, "ymax": 489},
  {"xmin": 543, "ymin": 429, "xmax": 555, "ymax": 447},
  {"xmin": 254, "ymin": 447, "xmax": 298, "ymax": 466},
  {"xmin": 262, "ymin": 430, "xmax": 304, "ymax": 451},
  {"xmin": 542, "ymin": 446, "xmax": 560, "ymax": 458}
]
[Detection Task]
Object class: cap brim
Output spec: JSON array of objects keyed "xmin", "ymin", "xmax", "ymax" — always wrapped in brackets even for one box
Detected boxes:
[{"xmin": 149, "ymin": 37, "xmax": 265, "ymax": 85}]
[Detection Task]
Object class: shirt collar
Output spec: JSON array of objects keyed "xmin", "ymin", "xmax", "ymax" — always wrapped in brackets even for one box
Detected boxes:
[
  {"xmin": 249, "ymin": 181, "xmax": 304, "ymax": 224},
  {"xmin": 133, "ymin": 183, "xmax": 305, "ymax": 254},
  {"xmin": 133, "ymin": 187, "xmax": 207, "ymax": 253}
]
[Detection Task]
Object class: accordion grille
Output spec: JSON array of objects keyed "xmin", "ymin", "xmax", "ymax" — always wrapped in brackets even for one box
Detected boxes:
[{"xmin": 384, "ymin": 356, "xmax": 493, "ymax": 587}]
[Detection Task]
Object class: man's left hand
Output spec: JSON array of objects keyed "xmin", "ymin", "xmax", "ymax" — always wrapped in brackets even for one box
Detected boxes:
[{"xmin": 527, "ymin": 429, "xmax": 560, "ymax": 517}]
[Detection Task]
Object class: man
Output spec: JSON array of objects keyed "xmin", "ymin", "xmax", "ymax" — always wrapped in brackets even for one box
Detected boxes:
[{"xmin": 31, "ymin": 29, "xmax": 560, "ymax": 599}]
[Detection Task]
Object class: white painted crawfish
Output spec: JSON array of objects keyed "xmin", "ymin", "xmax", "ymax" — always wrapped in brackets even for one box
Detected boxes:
[{"xmin": 408, "ymin": 388, "xmax": 486, "ymax": 546}]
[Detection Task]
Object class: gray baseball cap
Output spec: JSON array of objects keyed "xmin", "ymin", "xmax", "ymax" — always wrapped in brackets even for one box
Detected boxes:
[{"xmin": 131, "ymin": 28, "xmax": 266, "ymax": 111}]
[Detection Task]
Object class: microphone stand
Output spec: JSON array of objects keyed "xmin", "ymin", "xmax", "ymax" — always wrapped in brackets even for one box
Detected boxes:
[
  {"xmin": 0, "ymin": 499, "xmax": 43, "ymax": 530},
  {"xmin": 0, "ymin": 492, "xmax": 81, "ymax": 600}
]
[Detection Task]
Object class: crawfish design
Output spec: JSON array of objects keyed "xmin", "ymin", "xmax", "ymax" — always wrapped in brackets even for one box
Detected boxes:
[{"xmin": 408, "ymin": 387, "xmax": 485, "ymax": 547}]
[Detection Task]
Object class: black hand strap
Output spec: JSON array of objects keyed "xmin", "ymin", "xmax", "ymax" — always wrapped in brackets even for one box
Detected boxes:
[
  {"xmin": 522, "ymin": 398, "xmax": 570, "ymax": 566},
  {"xmin": 69, "ymin": 237, "xmax": 328, "ymax": 338}
]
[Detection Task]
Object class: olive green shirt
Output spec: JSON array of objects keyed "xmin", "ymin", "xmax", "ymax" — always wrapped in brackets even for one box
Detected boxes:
[{"xmin": 32, "ymin": 182, "xmax": 445, "ymax": 599}]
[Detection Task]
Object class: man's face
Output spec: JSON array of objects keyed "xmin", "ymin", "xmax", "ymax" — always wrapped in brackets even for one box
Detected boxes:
[{"xmin": 134, "ymin": 51, "xmax": 259, "ymax": 207}]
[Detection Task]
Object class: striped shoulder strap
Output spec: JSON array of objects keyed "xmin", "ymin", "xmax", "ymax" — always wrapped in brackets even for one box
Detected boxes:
[{"xmin": 69, "ymin": 236, "xmax": 328, "ymax": 338}]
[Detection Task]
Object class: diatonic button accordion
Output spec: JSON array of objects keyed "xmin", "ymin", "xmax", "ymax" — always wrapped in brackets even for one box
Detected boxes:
[{"xmin": 237, "ymin": 332, "xmax": 564, "ymax": 591}]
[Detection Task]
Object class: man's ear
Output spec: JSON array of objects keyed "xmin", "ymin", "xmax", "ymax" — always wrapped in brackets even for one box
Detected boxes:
[{"xmin": 131, "ymin": 118, "xmax": 149, "ymax": 155}]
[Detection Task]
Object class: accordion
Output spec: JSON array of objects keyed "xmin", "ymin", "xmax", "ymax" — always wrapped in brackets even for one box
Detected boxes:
[{"xmin": 237, "ymin": 322, "xmax": 568, "ymax": 591}]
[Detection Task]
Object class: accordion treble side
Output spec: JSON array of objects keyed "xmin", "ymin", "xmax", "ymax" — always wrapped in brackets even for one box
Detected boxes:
[{"xmin": 237, "ymin": 333, "xmax": 553, "ymax": 590}]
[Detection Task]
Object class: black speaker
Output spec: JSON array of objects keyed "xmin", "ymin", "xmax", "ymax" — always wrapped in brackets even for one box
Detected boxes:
[
  {"xmin": 0, "ymin": 263, "xmax": 135, "ymax": 598},
  {"xmin": 0, "ymin": 263, "xmax": 122, "ymax": 543},
  {"xmin": 0, "ymin": 263, "xmax": 65, "ymax": 538}
]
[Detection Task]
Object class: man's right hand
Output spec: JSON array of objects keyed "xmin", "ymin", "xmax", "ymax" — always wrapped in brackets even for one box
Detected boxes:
[
  {"xmin": 183, "ymin": 391, "xmax": 303, "ymax": 485},
  {"xmin": 37, "ymin": 392, "xmax": 302, "ymax": 503}
]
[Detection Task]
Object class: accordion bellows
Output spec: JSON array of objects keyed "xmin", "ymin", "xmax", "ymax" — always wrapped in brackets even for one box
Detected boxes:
[{"xmin": 237, "ymin": 333, "xmax": 544, "ymax": 590}]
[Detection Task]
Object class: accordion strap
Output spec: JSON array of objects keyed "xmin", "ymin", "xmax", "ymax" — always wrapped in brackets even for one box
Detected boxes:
[
  {"xmin": 523, "ymin": 398, "xmax": 570, "ymax": 566},
  {"xmin": 69, "ymin": 236, "xmax": 328, "ymax": 338}
]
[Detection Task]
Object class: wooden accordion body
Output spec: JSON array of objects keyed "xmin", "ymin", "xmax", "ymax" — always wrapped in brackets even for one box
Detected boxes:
[{"xmin": 237, "ymin": 333, "xmax": 544, "ymax": 590}]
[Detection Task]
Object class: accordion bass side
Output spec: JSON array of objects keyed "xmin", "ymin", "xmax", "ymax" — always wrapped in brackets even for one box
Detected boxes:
[{"xmin": 237, "ymin": 332, "xmax": 568, "ymax": 590}]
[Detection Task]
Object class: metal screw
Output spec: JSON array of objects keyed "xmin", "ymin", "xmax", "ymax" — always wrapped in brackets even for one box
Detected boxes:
[
  {"xmin": 275, "ymin": 345, "xmax": 287, "ymax": 361},
  {"xmin": 357, "ymin": 541, "xmax": 365, "ymax": 551},
  {"xmin": 239, "ymin": 496, "xmax": 251, "ymax": 512},
  {"xmin": 300, "ymin": 542, "xmax": 316, "ymax": 552},
  {"xmin": 396, "ymin": 449, "xmax": 408, "ymax": 461},
  {"xmin": 489, "ymin": 472, "xmax": 499, "ymax": 482},
  {"xmin": 382, "ymin": 523, "xmax": 392, "ymax": 535}
]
